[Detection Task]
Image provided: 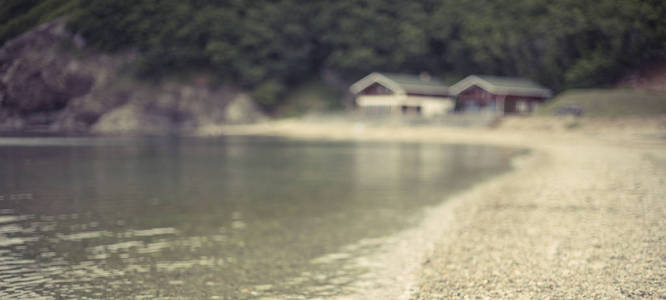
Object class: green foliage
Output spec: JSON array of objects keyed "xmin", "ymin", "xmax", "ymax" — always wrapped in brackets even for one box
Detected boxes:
[
  {"xmin": 278, "ymin": 80, "xmax": 344, "ymax": 117},
  {"xmin": 251, "ymin": 79, "xmax": 286, "ymax": 110},
  {"xmin": 2, "ymin": 0, "xmax": 665, "ymax": 111}
]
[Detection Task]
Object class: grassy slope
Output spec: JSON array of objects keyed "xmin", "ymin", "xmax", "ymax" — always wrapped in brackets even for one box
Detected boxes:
[{"xmin": 537, "ymin": 89, "xmax": 666, "ymax": 118}]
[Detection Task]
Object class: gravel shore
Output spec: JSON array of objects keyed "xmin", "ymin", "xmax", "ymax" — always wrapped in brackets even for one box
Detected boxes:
[
  {"xmin": 414, "ymin": 137, "xmax": 665, "ymax": 299},
  {"xmin": 202, "ymin": 116, "xmax": 666, "ymax": 299}
]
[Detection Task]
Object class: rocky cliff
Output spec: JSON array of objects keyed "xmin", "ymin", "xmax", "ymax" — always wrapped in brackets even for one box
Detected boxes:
[{"xmin": 0, "ymin": 19, "xmax": 264, "ymax": 135}]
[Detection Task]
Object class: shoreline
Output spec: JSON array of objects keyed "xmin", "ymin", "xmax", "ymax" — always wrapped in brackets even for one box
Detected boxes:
[
  {"xmin": 2, "ymin": 116, "xmax": 663, "ymax": 298},
  {"xmin": 333, "ymin": 148, "xmax": 542, "ymax": 299},
  {"xmin": 200, "ymin": 117, "xmax": 665, "ymax": 298}
]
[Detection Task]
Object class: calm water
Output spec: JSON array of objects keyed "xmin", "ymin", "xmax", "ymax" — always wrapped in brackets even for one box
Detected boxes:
[{"xmin": 0, "ymin": 136, "xmax": 518, "ymax": 298}]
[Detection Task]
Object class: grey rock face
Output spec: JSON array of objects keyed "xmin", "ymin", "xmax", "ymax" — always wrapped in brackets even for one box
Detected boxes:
[
  {"xmin": 0, "ymin": 19, "xmax": 265, "ymax": 134},
  {"xmin": 1, "ymin": 21, "xmax": 92, "ymax": 113}
]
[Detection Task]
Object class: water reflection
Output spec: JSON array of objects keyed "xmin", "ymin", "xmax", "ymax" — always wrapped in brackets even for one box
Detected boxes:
[{"xmin": 0, "ymin": 136, "xmax": 518, "ymax": 298}]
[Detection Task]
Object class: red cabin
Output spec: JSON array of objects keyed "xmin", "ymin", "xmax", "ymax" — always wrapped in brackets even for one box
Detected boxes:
[{"xmin": 450, "ymin": 75, "xmax": 552, "ymax": 114}]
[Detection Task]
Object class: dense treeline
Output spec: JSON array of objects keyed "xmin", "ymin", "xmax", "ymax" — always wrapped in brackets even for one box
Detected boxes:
[{"xmin": 3, "ymin": 0, "xmax": 665, "ymax": 110}]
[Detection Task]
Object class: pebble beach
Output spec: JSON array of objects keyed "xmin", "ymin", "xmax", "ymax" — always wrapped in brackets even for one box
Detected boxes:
[{"xmin": 202, "ymin": 116, "xmax": 666, "ymax": 299}]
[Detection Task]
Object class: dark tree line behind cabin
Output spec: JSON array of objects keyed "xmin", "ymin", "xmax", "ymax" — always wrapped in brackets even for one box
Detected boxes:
[{"xmin": 2, "ymin": 0, "xmax": 665, "ymax": 110}]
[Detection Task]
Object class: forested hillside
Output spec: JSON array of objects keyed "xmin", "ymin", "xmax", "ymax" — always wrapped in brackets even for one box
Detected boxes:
[{"xmin": 2, "ymin": 0, "xmax": 665, "ymax": 110}]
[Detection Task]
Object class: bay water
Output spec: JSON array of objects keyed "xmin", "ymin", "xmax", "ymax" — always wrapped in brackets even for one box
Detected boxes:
[{"xmin": 0, "ymin": 136, "xmax": 518, "ymax": 298}]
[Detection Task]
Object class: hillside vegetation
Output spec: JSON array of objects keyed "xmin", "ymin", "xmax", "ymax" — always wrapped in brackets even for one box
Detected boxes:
[
  {"xmin": 537, "ymin": 89, "xmax": 666, "ymax": 118},
  {"xmin": 0, "ymin": 0, "xmax": 78, "ymax": 44},
  {"xmin": 2, "ymin": 0, "xmax": 666, "ymax": 111}
]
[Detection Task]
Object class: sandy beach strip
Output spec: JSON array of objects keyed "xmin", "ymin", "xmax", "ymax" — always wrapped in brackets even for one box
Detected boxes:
[{"xmin": 200, "ymin": 117, "xmax": 666, "ymax": 299}]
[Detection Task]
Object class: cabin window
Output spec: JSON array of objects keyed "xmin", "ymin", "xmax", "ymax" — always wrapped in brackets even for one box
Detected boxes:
[{"xmin": 401, "ymin": 105, "xmax": 422, "ymax": 114}]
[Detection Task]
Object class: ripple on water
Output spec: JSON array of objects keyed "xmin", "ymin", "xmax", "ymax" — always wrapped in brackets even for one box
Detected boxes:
[
  {"xmin": 57, "ymin": 230, "xmax": 110, "ymax": 241},
  {"xmin": 0, "ymin": 215, "xmax": 30, "ymax": 224},
  {"xmin": 0, "ymin": 237, "xmax": 38, "ymax": 247}
]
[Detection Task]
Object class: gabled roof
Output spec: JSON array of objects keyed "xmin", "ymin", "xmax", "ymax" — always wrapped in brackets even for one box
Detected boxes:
[
  {"xmin": 350, "ymin": 72, "xmax": 450, "ymax": 96},
  {"xmin": 450, "ymin": 75, "xmax": 552, "ymax": 98}
]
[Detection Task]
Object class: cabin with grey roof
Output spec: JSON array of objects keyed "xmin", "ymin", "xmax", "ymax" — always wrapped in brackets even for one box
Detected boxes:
[
  {"xmin": 349, "ymin": 72, "xmax": 453, "ymax": 117},
  {"xmin": 450, "ymin": 75, "xmax": 552, "ymax": 114}
]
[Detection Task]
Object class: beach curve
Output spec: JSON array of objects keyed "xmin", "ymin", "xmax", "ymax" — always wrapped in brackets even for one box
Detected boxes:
[{"xmin": 200, "ymin": 117, "xmax": 666, "ymax": 299}]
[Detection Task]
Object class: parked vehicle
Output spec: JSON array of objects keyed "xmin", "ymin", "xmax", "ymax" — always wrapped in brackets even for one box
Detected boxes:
[{"xmin": 554, "ymin": 104, "xmax": 583, "ymax": 117}]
